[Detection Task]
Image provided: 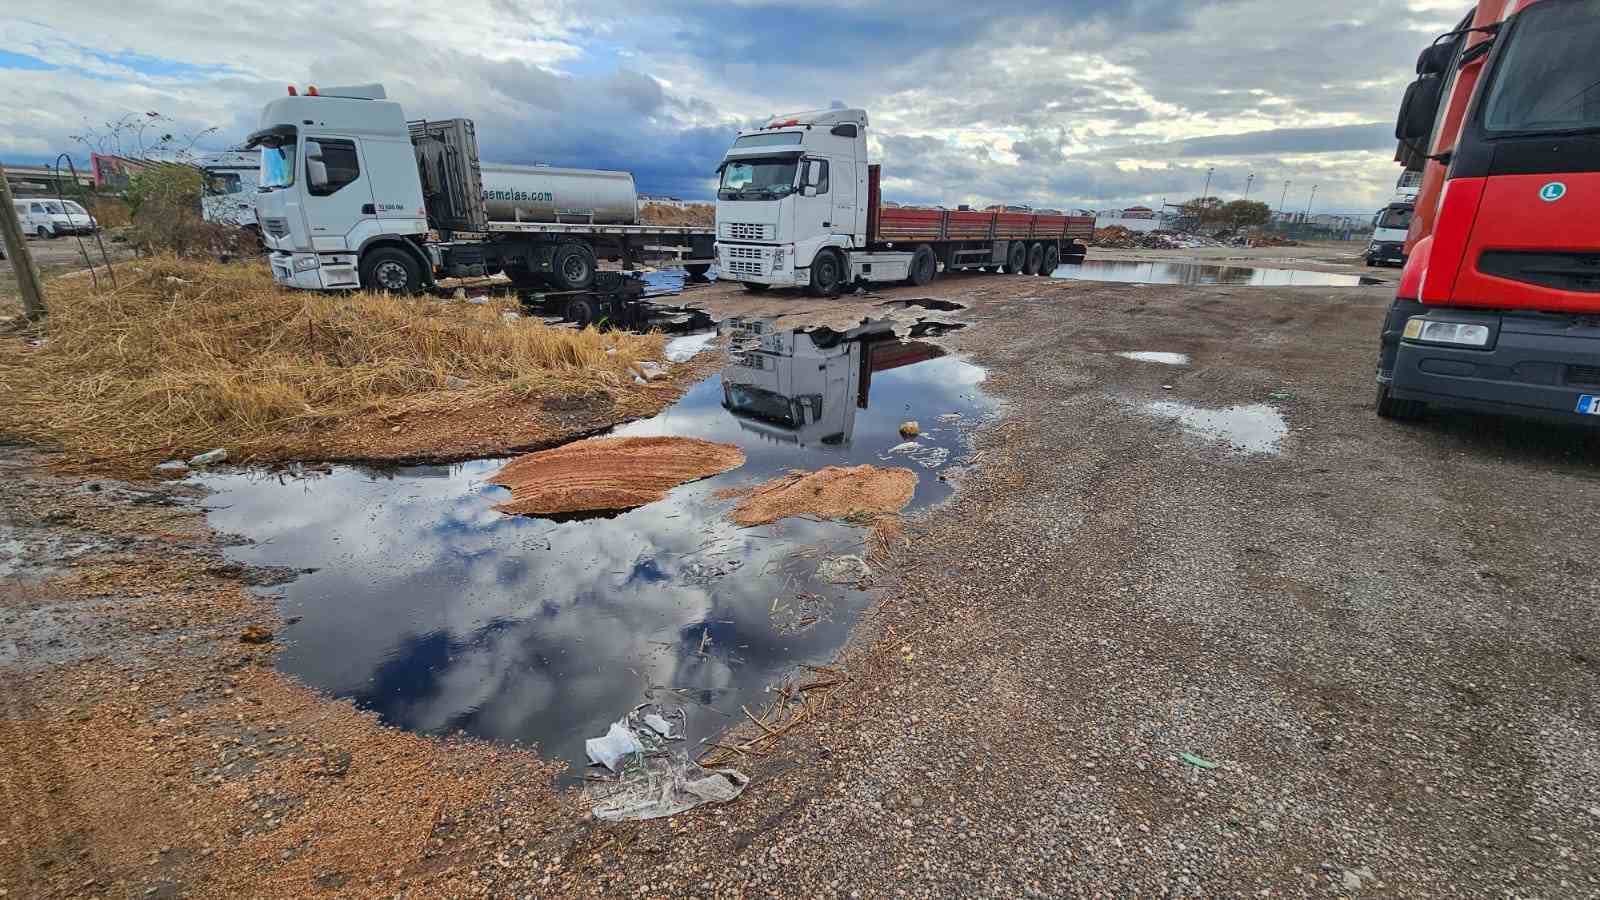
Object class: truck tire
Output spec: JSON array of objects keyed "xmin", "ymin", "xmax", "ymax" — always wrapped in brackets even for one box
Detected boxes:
[
  {"xmin": 1004, "ymin": 242, "xmax": 1027, "ymax": 274},
  {"xmin": 808, "ymin": 249, "xmax": 845, "ymax": 297},
  {"xmin": 360, "ymin": 246, "xmax": 422, "ymax": 294},
  {"xmin": 685, "ymin": 264, "xmax": 711, "ymax": 279},
  {"xmin": 741, "ymin": 282, "xmax": 771, "ymax": 293},
  {"xmin": 565, "ymin": 297, "xmax": 598, "ymax": 329},
  {"xmin": 1375, "ymin": 382, "xmax": 1426, "ymax": 420},
  {"xmin": 1038, "ymin": 244, "xmax": 1060, "ymax": 276},
  {"xmin": 37, "ymin": 226, "xmax": 52, "ymax": 240},
  {"xmin": 906, "ymin": 245, "xmax": 937, "ymax": 286},
  {"xmin": 1024, "ymin": 242, "xmax": 1045, "ymax": 275},
  {"xmin": 550, "ymin": 242, "xmax": 597, "ymax": 291}
]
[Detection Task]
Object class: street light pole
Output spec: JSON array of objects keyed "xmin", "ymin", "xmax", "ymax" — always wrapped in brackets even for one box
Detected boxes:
[
  {"xmin": 1278, "ymin": 180, "xmax": 1290, "ymax": 217},
  {"xmin": 1199, "ymin": 166, "xmax": 1214, "ymax": 230},
  {"xmin": 1304, "ymin": 184, "xmax": 1319, "ymax": 223},
  {"xmin": 1243, "ymin": 173, "xmax": 1254, "ymax": 201}
]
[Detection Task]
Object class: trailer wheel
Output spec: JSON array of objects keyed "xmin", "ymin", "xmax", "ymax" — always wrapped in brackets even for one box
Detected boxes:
[
  {"xmin": 1375, "ymin": 383, "xmax": 1426, "ymax": 421},
  {"xmin": 360, "ymin": 246, "xmax": 422, "ymax": 294},
  {"xmin": 550, "ymin": 242, "xmax": 597, "ymax": 291},
  {"xmin": 808, "ymin": 249, "xmax": 844, "ymax": 297},
  {"xmin": 565, "ymin": 297, "xmax": 598, "ymax": 329},
  {"xmin": 1004, "ymin": 242, "xmax": 1027, "ymax": 274},
  {"xmin": 1023, "ymin": 242, "xmax": 1045, "ymax": 275},
  {"xmin": 906, "ymin": 245, "xmax": 937, "ymax": 287},
  {"xmin": 741, "ymin": 282, "xmax": 771, "ymax": 293},
  {"xmin": 1039, "ymin": 244, "xmax": 1060, "ymax": 276}
]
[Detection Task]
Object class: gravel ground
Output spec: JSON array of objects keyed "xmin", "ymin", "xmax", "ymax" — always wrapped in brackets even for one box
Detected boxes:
[{"xmin": 4, "ymin": 244, "xmax": 1599, "ymax": 897}]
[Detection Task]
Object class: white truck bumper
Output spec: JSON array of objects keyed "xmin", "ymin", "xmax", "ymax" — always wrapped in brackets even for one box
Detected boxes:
[
  {"xmin": 716, "ymin": 243, "xmax": 805, "ymax": 287},
  {"xmin": 269, "ymin": 251, "xmax": 361, "ymax": 290}
]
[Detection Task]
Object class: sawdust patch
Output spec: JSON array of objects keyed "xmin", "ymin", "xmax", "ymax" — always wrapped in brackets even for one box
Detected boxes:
[
  {"xmin": 490, "ymin": 435, "xmax": 745, "ymax": 516},
  {"xmin": 727, "ymin": 465, "xmax": 918, "ymax": 527}
]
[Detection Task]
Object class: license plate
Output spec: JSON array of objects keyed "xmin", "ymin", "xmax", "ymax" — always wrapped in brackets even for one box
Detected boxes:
[{"xmin": 1578, "ymin": 395, "xmax": 1600, "ymax": 415}]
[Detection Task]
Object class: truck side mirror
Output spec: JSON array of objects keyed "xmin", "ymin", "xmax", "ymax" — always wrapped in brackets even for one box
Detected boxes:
[
  {"xmin": 803, "ymin": 185, "xmax": 818, "ymax": 198},
  {"xmin": 1396, "ymin": 75, "xmax": 1443, "ymax": 142}
]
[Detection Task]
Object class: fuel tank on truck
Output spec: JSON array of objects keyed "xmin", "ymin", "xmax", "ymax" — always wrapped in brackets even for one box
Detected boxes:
[{"xmin": 479, "ymin": 164, "xmax": 638, "ymax": 225}]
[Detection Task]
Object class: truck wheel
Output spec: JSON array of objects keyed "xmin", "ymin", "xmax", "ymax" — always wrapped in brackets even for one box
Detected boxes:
[
  {"xmin": 37, "ymin": 226, "xmax": 52, "ymax": 240},
  {"xmin": 808, "ymin": 249, "xmax": 844, "ymax": 297},
  {"xmin": 685, "ymin": 264, "xmax": 711, "ymax": 279},
  {"xmin": 565, "ymin": 297, "xmax": 598, "ymax": 328},
  {"xmin": 741, "ymin": 282, "xmax": 771, "ymax": 293},
  {"xmin": 1375, "ymin": 383, "xmax": 1426, "ymax": 420},
  {"xmin": 1004, "ymin": 242, "xmax": 1027, "ymax": 274},
  {"xmin": 550, "ymin": 242, "xmax": 597, "ymax": 291},
  {"xmin": 1023, "ymin": 243, "xmax": 1045, "ymax": 275},
  {"xmin": 361, "ymin": 246, "xmax": 422, "ymax": 294},
  {"xmin": 906, "ymin": 245, "xmax": 937, "ymax": 286},
  {"xmin": 1039, "ymin": 245, "xmax": 1060, "ymax": 276}
]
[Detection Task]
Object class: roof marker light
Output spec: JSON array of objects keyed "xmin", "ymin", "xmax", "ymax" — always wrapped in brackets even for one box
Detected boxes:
[
  {"xmin": 307, "ymin": 85, "xmax": 319, "ymax": 96},
  {"xmin": 287, "ymin": 86, "xmax": 298, "ymax": 96}
]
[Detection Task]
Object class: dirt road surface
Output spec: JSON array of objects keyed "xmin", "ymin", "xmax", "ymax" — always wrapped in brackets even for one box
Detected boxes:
[{"xmin": 4, "ymin": 244, "xmax": 1598, "ymax": 897}]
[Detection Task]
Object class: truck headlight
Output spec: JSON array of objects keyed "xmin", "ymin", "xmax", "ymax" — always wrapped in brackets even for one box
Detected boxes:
[
  {"xmin": 772, "ymin": 246, "xmax": 786, "ymax": 271},
  {"xmin": 292, "ymin": 255, "xmax": 320, "ymax": 273},
  {"xmin": 1403, "ymin": 318, "xmax": 1490, "ymax": 347}
]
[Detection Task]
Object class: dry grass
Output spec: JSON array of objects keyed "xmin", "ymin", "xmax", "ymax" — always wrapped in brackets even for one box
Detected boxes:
[
  {"xmin": 639, "ymin": 202, "xmax": 714, "ymax": 227},
  {"xmin": 0, "ymin": 256, "xmax": 667, "ymax": 464}
]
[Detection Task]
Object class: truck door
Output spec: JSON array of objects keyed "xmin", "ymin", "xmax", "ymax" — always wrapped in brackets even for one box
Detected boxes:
[
  {"xmin": 796, "ymin": 157, "xmax": 833, "ymax": 244},
  {"xmin": 301, "ymin": 136, "xmax": 378, "ymax": 252},
  {"xmin": 832, "ymin": 161, "xmax": 855, "ymax": 240}
]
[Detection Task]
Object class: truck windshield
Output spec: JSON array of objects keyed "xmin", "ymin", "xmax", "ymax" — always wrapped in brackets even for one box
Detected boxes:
[
  {"xmin": 260, "ymin": 144, "xmax": 297, "ymax": 189},
  {"xmin": 723, "ymin": 383, "xmax": 800, "ymax": 427},
  {"xmin": 718, "ymin": 157, "xmax": 798, "ymax": 201},
  {"xmin": 1481, "ymin": 0, "xmax": 1600, "ymax": 134},
  {"xmin": 1377, "ymin": 205, "xmax": 1413, "ymax": 230}
]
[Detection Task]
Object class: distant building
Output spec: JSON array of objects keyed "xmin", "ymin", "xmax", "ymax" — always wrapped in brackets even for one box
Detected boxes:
[
  {"xmin": 89, "ymin": 153, "xmax": 187, "ymax": 190},
  {"xmin": 639, "ymin": 194, "xmax": 688, "ymax": 209}
]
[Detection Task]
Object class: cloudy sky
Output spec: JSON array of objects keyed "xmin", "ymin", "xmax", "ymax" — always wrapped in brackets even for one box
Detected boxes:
[{"xmin": 1, "ymin": 0, "xmax": 1467, "ymax": 213}]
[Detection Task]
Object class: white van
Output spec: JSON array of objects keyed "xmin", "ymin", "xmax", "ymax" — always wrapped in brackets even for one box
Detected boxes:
[
  {"xmin": 12, "ymin": 199, "xmax": 97, "ymax": 238},
  {"xmin": 198, "ymin": 150, "xmax": 261, "ymax": 230}
]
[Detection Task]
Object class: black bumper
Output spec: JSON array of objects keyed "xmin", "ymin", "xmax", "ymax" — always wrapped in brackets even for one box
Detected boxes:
[
  {"xmin": 1389, "ymin": 307, "xmax": 1600, "ymax": 426},
  {"xmin": 1366, "ymin": 242, "xmax": 1405, "ymax": 266}
]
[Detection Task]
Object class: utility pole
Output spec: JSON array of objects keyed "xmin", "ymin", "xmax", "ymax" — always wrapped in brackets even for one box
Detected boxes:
[{"xmin": 0, "ymin": 162, "xmax": 47, "ymax": 321}]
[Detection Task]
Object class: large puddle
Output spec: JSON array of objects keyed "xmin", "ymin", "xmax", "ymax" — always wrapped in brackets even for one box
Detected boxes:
[
  {"xmin": 195, "ymin": 319, "xmax": 993, "ymax": 776},
  {"xmin": 1052, "ymin": 260, "xmax": 1382, "ymax": 287}
]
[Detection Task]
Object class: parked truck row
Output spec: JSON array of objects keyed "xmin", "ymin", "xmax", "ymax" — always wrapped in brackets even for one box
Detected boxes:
[{"xmin": 1376, "ymin": 0, "xmax": 1600, "ymax": 427}]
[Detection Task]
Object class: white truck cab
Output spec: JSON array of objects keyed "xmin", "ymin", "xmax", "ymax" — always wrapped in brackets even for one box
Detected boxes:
[
  {"xmin": 247, "ymin": 84, "xmax": 429, "ymax": 291},
  {"xmin": 198, "ymin": 150, "xmax": 262, "ymax": 230},
  {"xmin": 715, "ymin": 108, "xmax": 869, "ymax": 293}
]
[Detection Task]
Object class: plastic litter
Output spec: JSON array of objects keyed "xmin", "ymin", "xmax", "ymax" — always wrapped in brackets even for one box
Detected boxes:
[
  {"xmin": 188, "ymin": 448, "xmax": 228, "ymax": 466},
  {"xmin": 1180, "ymin": 751, "xmax": 1218, "ymax": 770},
  {"xmin": 584, "ymin": 704, "xmax": 749, "ymax": 822},
  {"xmin": 663, "ymin": 332, "xmax": 716, "ymax": 362},
  {"xmin": 816, "ymin": 554, "xmax": 871, "ymax": 584}
]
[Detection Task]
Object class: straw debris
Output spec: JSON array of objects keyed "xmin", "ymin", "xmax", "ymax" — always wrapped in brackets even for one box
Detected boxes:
[{"xmin": 727, "ymin": 464, "xmax": 918, "ymax": 527}]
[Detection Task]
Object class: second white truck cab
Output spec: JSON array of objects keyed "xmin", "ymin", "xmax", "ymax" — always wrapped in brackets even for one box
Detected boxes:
[
  {"xmin": 198, "ymin": 150, "xmax": 262, "ymax": 231},
  {"xmin": 1367, "ymin": 201, "xmax": 1413, "ymax": 267},
  {"xmin": 715, "ymin": 108, "xmax": 1092, "ymax": 295}
]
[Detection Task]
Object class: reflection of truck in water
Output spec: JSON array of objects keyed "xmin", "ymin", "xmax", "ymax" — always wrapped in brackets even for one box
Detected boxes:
[
  {"xmin": 720, "ymin": 320, "xmax": 941, "ymax": 448},
  {"xmin": 198, "ymin": 150, "xmax": 261, "ymax": 232}
]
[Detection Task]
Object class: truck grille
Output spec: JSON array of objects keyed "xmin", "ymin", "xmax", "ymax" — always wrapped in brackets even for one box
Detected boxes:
[
  {"xmin": 722, "ymin": 244, "xmax": 768, "ymax": 278},
  {"xmin": 721, "ymin": 222, "xmax": 774, "ymax": 241},
  {"xmin": 1479, "ymin": 250, "xmax": 1600, "ymax": 293},
  {"xmin": 1568, "ymin": 364, "xmax": 1600, "ymax": 387}
]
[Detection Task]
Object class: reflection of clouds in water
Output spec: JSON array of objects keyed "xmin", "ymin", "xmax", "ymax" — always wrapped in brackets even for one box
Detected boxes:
[{"xmin": 194, "ymin": 346, "xmax": 995, "ymax": 771}]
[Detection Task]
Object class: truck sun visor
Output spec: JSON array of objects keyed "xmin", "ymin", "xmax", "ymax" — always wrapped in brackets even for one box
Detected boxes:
[{"xmin": 245, "ymin": 124, "xmax": 298, "ymax": 149}]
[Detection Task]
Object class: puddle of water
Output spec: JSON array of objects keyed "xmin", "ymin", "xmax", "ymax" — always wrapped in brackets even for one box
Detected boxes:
[
  {"xmin": 1141, "ymin": 400, "xmax": 1286, "ymax": 454},
  {"xmin": 1053, "ymin": 260, "xmax": 1382, "ymax": 287},
  {"xmin": 1117, "ymin": 351, "xmax": 1190, "ymax": 366},
  {"xmin": 195, "ymin": 319, "xmax": 994, "ymax": 777}
]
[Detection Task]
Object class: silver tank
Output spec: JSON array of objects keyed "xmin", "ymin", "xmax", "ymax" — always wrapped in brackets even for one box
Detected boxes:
[{"xmin": 478, "ymin": 163, "xmax": 638, "ymax": 225}]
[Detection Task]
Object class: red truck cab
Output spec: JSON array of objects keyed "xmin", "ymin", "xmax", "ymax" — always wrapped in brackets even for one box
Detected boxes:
[{"xmin": 1376, "ymin": 0, "xmax": 1600, "ymax": 425}]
